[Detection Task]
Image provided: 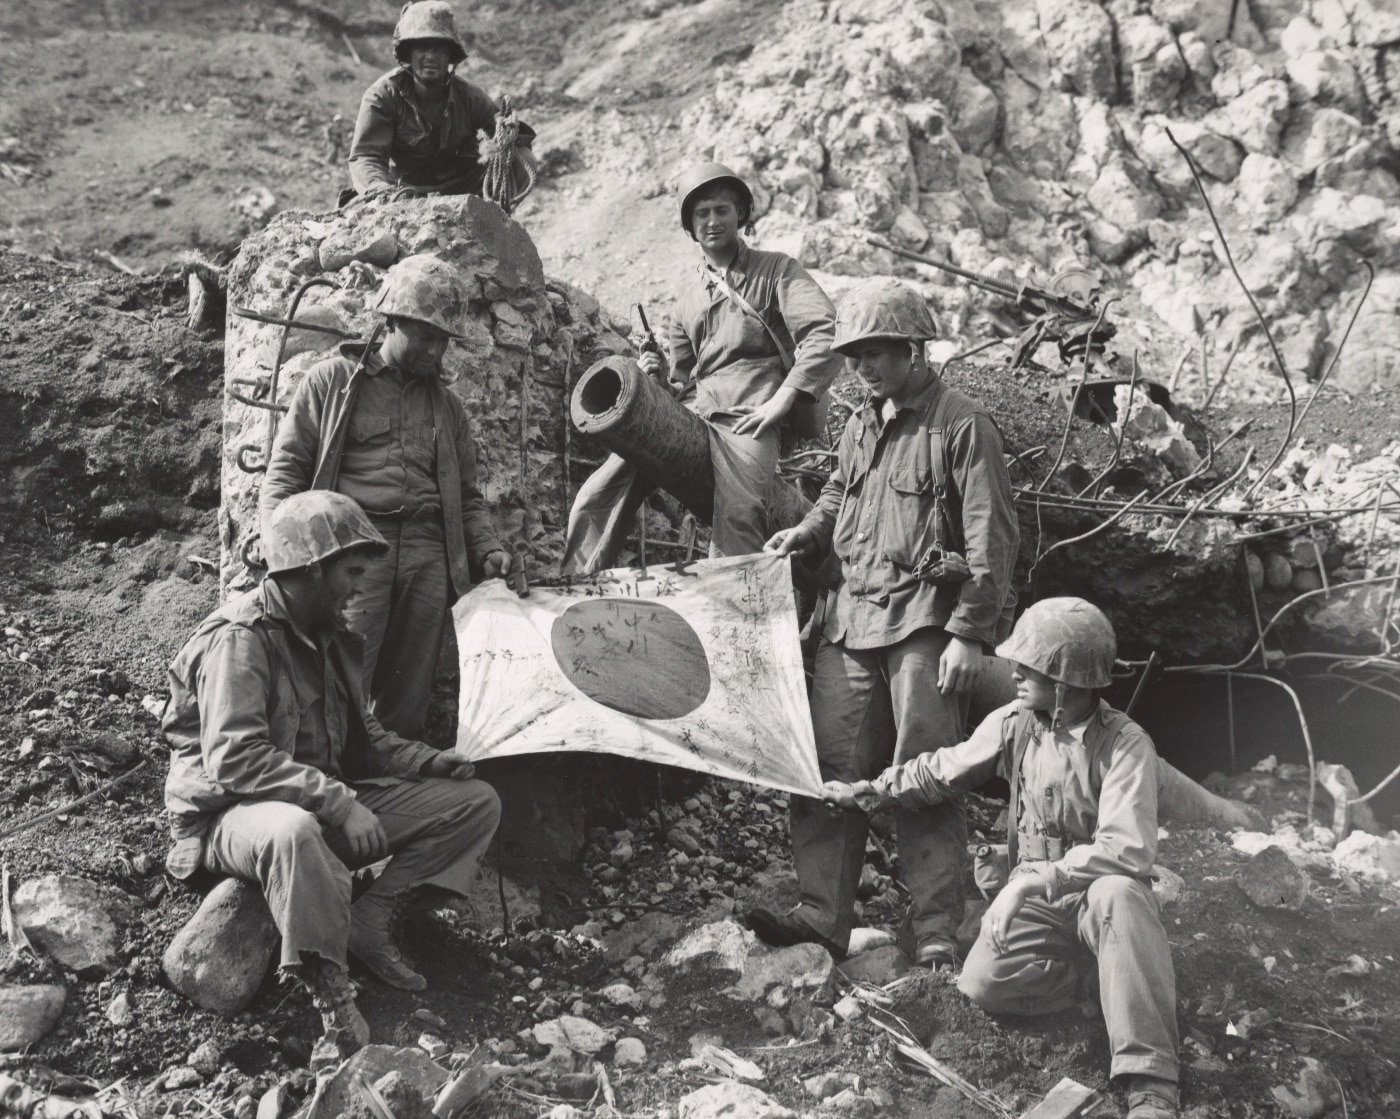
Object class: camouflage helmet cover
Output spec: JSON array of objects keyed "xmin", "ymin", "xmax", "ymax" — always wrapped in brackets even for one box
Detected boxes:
[
  {"xmin": 996, "ymin": 597, "xmax": 1117, "ymax": 689},
  {"xmin": 263, "ymin": 491, "xmax": 388, "ymax": 575},
  {"xmin": 393, "ymin": 1, "xmax": 468, "ymax": 65},
  {"xmin": 832, "ymin": 277, "xmax": 938, "ymax": 355},
  {"xmin": 677, "ymin": 161, "xmax": 754, "ymax": 236},
  {"xmin": 371, "ymin": 253, "xmax": 471, "ymax": 339}
]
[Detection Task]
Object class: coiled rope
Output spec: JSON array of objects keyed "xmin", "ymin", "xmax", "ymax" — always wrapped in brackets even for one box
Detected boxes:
[{"xmin": 479, "ymin": 94, "xmax": 537, "ymax": 214}]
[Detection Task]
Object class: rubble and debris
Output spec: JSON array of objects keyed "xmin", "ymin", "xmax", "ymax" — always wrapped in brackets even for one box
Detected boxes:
[{"xmin": 1237, "ymin": 845, "xmax": 1313, "ymax": 909}]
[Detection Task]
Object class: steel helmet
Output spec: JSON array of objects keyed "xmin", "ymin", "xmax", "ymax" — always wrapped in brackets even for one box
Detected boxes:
[
  {"xmin": 263, "ymin": 491, "xmax": 388, "ymax": 575},
  {"xmin": 677, "ymin": 162, "xmax": 754, "ymax": 238},
  {"xmin": 371, "ymin": 254, "xmax": 471, "ymax": 339},
  {"xmin": 393, "ymin": 1, "xmax": 467, "ymax": 65},
  {"xmin": 996, "ymin": 597, "xmax": 1117, "ymax": 689},
  {"xmin": 832, "ymin": 277, "xmax": 938, "ymax": 355}
]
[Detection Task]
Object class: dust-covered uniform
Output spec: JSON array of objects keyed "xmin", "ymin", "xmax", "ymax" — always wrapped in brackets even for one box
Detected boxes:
[
  {"xmin": 348, "ymin": 69, "xmax": 535, "ymax": 198},
  {"xmin": 162, "ymin": 578, "xmax": 500, "ymax": 972},
  {"xmin": 854, "ymin": 698, "xmax": 1179, "ymax": 1083},
  {"xmin": 562, "ymin": 244, "xmax": 841, "ymax": 573},
  {"xmin": 788, "ymin": 376, "xmax": 1019, "ymax": 953},
  {"xmin": 261, "ymin": 344, "xmax": 504, "ymax": 739}
]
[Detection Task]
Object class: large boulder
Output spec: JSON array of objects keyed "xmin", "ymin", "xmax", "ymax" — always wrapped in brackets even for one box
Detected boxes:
[
  {"xmin": 0, "ymin": 985, "xmax": 67, "ymax": 1050},
  {"xmin": 12, "ymin": 875, "xmax": 136, "ymax": 976},
  {"xmin": 163, "ymin": 877, "xmax": 280, "ymax": 1016}
]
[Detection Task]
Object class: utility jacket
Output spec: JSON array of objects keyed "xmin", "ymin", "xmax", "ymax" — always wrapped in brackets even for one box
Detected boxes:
[
  {"xmin": 162, "ymin": 581, "xmax": 439, "ymax": 867},
  {"xmin": 670, "ymin": 244, "xmax": 841, "ymax": 420},
  {"xmin": 855, "ymin": 699, "xmax": 1160, "ymax": 900},
  {"xmin": 260, "ymin": 345, "xmax": 504, "ymax": 600},
  {"xmin": 800, "ymin": 377, "xmax": 1018, "ymax": 651},
  {"xmin": 348, "ymin": 69, "xmax": 536, "ymax": 196}
]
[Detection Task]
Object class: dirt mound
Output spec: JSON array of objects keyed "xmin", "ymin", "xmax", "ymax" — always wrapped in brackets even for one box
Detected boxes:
[{"xmin": 0, "ymin": 249, "xmax": 223, "ymax": 544}]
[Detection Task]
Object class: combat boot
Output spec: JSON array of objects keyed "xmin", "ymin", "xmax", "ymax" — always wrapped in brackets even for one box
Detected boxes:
[
  {"xmin": 302, "ymin": 956, "xmax": 369, "ymax": 1061},
  {"xmin": 348, "ymin": 892, "xmax": 426, "ymax": 991},
  {"xmin": 1126, "ymin": 1076, "xmax": 1178, "ymax": 1119}
]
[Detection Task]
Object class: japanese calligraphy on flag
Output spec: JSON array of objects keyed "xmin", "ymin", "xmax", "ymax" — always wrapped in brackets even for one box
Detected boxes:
[{"xmin": 451, "ymin": 553, "xmax": 822, "ymax": 797}]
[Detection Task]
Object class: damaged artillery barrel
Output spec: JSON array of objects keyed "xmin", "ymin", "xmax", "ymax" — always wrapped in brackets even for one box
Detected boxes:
[{"xmin": 570, "ymin": 356, "xmax": 811, "ymax": 532}]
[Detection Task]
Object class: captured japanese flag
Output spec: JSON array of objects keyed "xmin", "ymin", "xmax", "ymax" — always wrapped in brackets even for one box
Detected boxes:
[{"xmin": 452, "ymin": 553, "xmax": 823, "ymax": 797}]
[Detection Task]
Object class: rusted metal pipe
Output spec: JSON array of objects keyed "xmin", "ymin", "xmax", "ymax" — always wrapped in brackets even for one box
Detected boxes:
[{"xmin": 570, "ymin": 356, "xmax": 811, "ymax": 532}]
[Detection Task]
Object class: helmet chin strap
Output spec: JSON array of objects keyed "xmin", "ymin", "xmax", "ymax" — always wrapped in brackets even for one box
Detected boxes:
[{"xmin": 1052, "ymin": 682, "xmax": 1067, "ymax": 730}]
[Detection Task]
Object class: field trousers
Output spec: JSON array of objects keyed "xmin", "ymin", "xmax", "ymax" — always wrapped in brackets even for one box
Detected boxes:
[
  {"xmin": 342, "ymin": 517, "xmax": 450, "ymax": 741},
  {"xmin": 958, "ymin": 874, "xmax": 1180, "ymax": 1082},
  {"xmin": 562, "ymin": 415, "xmax": 779, "ymax": 575},
  {"xmin": 202, "ymin": 777, "xmax": 501, "ymax": 970},
  {"xmin": 789, "ymin": 626, "xmax": 968, "ymax": 951}
]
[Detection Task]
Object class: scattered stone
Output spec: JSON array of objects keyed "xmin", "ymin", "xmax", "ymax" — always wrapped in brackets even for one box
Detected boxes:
[
  {"xmin": 532, "ymin": 1015, "xmax": 615, "ymax": 1056},
  {"xmin": 1271, "ymin": 1057, "xmax": 1342, "ymax": 1118},
  {"xmin": 664, "ymin": 919, "xmax": 752, "ymax": 976},
  {"xmin": 163, "ymin": 877, "xmax": 279, "ymax": 1015},
  {"xmin": 804, "ymin": 1072, "xmax": 858, "ymax": 1101},
  {"xmin": 820, "ymin": 1087, "xmax": 876, "ymax": 1117},
  {"xmin": 413, "ymin": 1008, "xmax": 447, "ymax": 1030},
  {"xmin": 13, "ymin": 874, "xmax": 134, "ymax": 976},
  {"xmin": 731, "ymin": 942, "xmax": 834, "ymax": 1001},
  {"xmin": 0, "ymin": 985, "xmax": 66, "ymax": 1050},
  {"xmin": 82, "ymin": 732, "xmax": 140, "ymax": 767},
  {"xmin": 1331, "ymin": 831, "xmax": 1400, "ymax": 884},
  {"xmin": 418, "ymin": 1033, "xmax": 450, "ymax": 1059},
  {"xmin": 163, "ymin": 1067, "xmax": 203, "ymax": 1091},
  {"xmin": 188, "ymin": 1040, "xmax": 222, "ymax": 1076},
  {"xmin": 833, "ymin": 994, "xmax": 864, "ymax": 1021},
  {"xmin": 613, "ymin": 1037, "xmax": 647, "ymax": 1067},
  {"xmin": 1238, "ymin": 845, "xmax": 1312, "ymax": 908},
  {"xmin": 1152, "ymin": 865, "xmax": 1185, "ymax": 908},
  {"xmin": 1237, "ymin": 153, "xmax": 1298, "ymax": 222},
  {"xmin": 106, "ymin": 990, "xmax": 133, "ymax": 1026},
  {"xmin": 677, "ymin": 1081, "xmax": 796, "ymax": 1119},
  {"xmin": 668, "ymin": 826, "xmax": 703, "ymax": 857},
  {"xmin": 598, "ymin": 982, "xmax": 643, "ymax": 1010},
  {"xmin": 837, "ymin": 944, "xmax": 912, "ymax": 985}
]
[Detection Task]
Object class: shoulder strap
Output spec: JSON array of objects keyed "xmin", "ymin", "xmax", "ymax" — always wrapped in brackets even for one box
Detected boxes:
[
  {"xmin": 708, "ymin": 269, "xmax": 795, "ymax": 372},
  {"xmin": 1003, "ymin": 706, "xmax": 1038, "ymax": 869}
]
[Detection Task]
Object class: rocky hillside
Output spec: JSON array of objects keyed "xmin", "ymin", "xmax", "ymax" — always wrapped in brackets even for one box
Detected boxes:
[{"xmin": 667, "ymin": 0, "xmax": 1400, "ymax": 403}]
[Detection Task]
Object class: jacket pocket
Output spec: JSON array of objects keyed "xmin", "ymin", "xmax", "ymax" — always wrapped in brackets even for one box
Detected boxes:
[
  {"xmin": 344, "ymin": 414, "xmax": 393, "ymax": 472},
  {"xmin": 880, "ymin": 469, "xmax": 937, "ymax": 568}
]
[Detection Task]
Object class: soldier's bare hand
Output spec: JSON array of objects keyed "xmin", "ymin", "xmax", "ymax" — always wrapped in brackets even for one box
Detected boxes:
[
  {"xmin": 764, "ymin": 525, "xmax": 819, "ymax": 559},
  {"xmin": 481, "ymin": 550, "xmax": 513, "ymax": 579},
  {"xmin": 342, "ymin": 801, "xmax": 389, "ymax": 863},
  {"xmin": 637, "ymin": 351, "xmax": 665, "ymax": 379},
  {"xmin": 980, "ymin": 875, "xmax": 1038, "ymax": 955},
  {"xmin": 732, "ymin": 387, "xmax": 797, "ymax": 437},
  {"xmin": 422, "ymin": 753, "xmax": 476, "ymax": 781},
  {"xmin": 937, "ymin": 635, "xmax": 983, "ymax": 696},
  {"xmin": 821, "ymin": 781, "xmax": 859, "ymax": 811}
]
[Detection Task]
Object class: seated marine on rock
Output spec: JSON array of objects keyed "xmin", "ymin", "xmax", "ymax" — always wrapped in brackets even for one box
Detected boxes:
[
  {"xmin": 345, "ymin": 0, "xmax": 536, "ymax": 204},
  {"xmin": 161, "ymin": 490, "xmax": 501, "ymax": 1061}
]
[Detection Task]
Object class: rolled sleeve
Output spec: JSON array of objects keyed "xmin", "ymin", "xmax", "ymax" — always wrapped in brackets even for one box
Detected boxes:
[
  {"xmin": 1045, "ymin": 726, "xmax": 1160, "ymax": 897},
  {"xmin": 197, "ymin": 628, "xmax": 356, "ymax": 827},
  {"xmin": 942, "ymin": 413, "xmax": 1019, "ymax": 647}
]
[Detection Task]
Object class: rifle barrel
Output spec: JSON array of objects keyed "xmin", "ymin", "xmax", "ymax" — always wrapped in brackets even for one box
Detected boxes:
[{"xmin": 863, "ymin": 236, "xmax": 1021, "ymax": 300}]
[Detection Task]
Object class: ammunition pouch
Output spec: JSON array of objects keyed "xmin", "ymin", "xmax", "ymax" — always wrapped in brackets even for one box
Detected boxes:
[{"xmin": 1016, "ymin": 832, "xmax": 1067, "ymax": 862}]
